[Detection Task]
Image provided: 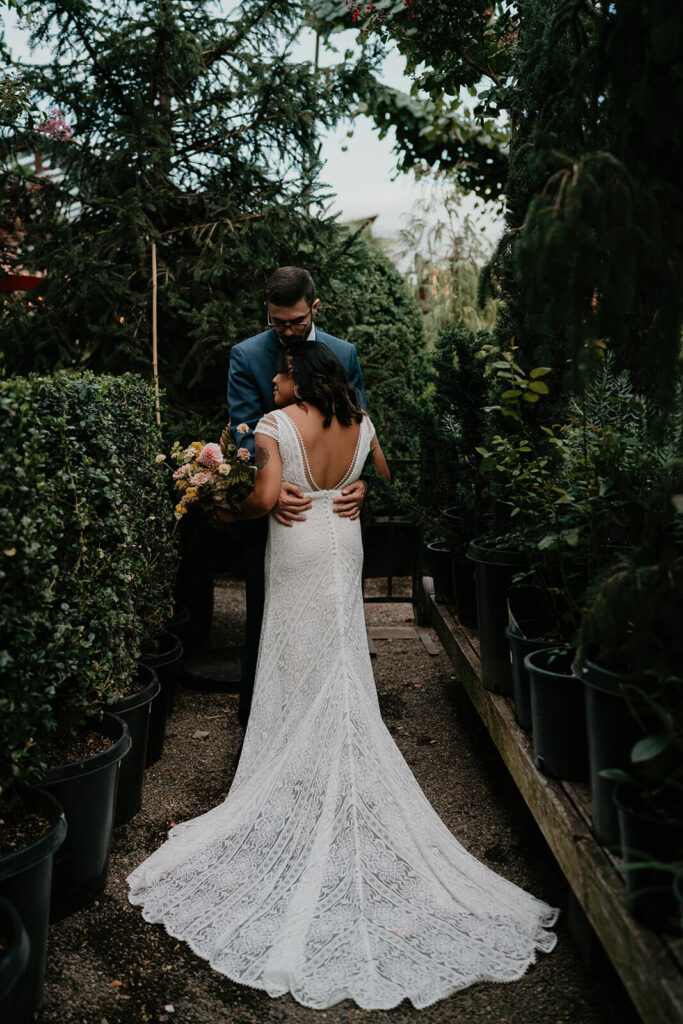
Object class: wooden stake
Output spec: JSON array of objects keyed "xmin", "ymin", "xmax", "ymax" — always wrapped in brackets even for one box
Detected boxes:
[{"xmin": 151, "ymin": 240, "xmax": 161, "ymax": 426}]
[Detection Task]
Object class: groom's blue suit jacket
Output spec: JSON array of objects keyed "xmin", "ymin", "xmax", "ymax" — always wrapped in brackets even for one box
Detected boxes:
[{"xmin": 227, "ymin": 327, "xmax": 366, "ymax": 456}]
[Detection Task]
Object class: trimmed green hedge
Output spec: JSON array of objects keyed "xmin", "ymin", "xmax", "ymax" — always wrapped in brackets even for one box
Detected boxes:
[{"xmin": 0, "ymin": 372, "xmax": 178, "ymax": 794}]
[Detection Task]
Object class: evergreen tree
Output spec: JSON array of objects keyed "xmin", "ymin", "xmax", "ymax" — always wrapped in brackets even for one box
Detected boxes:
[
  {"xmin": 0, "ymin": 0, "xmax": 388, "ymax": 437},
  {"xmin": 514, "ymin": 0, "xmax": 683, "ymax": 407}
]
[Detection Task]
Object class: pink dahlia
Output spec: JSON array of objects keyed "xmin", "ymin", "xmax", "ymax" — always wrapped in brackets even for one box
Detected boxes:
[
  {"xmin": 237, "ymin": 447, "xmax": 250, "ymax": 462},
  {"xmin": 190, "ymin": 472, "xmax": 210, "ymax": 486},
  {"xmin": 198, "ymin": 442, "xmax": 223, "ymax": 468}
]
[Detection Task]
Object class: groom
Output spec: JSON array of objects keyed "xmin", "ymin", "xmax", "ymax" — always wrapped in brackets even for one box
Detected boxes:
[{"xmin": 228, "ymin": 266, "xmax": 368, "ymax": 728}]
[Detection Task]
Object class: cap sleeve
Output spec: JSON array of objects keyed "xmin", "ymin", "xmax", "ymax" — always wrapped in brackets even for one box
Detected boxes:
[
  {"xmin": 255, "ymin": 413, "xmax": 280, "ymax": 444},
  {"xmin": 364, "ymin": 413, "xmax": 377, "ymax": 449}
]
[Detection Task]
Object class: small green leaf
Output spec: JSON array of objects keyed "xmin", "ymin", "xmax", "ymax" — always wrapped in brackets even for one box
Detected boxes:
[
  {"xmin": 631, "ymin": 734, "xmax": 670, "ymax": 763},
  {"xmin": 501, "ymin": 389, "xmax": 522, "ymax": 399},
  {"xmin": 530, "ymin": 367, "xmax": 552, "ymax": 378},
  {"xmin": 599, "ymin": 768, "xmax": 634, "ymax": 783},
  {"xmin": 522, "ymin": 392, "xmax": 539, "ymax": 403},
  {"xmin": 528, "ymin": 380, "xmax": 549, "ymax": 394}
]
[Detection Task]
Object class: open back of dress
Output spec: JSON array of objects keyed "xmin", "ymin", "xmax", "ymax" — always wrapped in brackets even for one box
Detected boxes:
[{"xmin": 128, "ymin": 409, "xmax": 557, "ymax": 1010}]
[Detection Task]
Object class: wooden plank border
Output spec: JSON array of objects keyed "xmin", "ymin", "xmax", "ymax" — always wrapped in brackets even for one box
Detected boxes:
[{"xmin": 429, "ymin": 595, "xmax": 683, "ymax": 1024}]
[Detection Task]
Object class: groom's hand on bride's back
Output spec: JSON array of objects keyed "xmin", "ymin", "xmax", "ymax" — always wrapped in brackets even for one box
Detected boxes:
[
  {"xmin": 274, "ymin": 480, "xmax": 313, "ymax": 526},
  {"xmin": 333, "ymin": 480, "xmax": 368, "ymax": 520}
]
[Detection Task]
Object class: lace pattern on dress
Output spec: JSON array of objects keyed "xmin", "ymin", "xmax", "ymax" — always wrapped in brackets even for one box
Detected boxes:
[{"xmin": 254, "ymin": 414, "xmax": 280, "ymax": 444}]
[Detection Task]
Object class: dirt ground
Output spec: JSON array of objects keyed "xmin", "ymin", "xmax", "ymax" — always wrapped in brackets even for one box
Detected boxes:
[{"xmin": 39, "ymin": 579, "xmax": 641, "ymax": 1024}]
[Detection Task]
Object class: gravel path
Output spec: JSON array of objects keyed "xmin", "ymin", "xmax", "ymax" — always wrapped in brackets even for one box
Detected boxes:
[{"xmin": 39, "ymin": 580, "xmax": 640, "ymax": 1024}]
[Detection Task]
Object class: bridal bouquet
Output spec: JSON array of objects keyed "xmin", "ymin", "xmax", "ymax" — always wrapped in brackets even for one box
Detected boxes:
[{"xmin": 169, "ymin": 424, "xmax": 254, "ymax": 521}]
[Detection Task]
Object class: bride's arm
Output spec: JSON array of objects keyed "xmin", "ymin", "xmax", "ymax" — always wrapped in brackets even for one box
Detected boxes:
[
  {"xmin": 370, "ymin": 434, "xmax": 391, "ymax": 482},
  {"xmin": 214, "ymin": 432, "xmax": 282, "ymax": 521}
]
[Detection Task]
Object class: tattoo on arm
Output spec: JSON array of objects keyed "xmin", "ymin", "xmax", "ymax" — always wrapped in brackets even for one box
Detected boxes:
[{"xmin": 254, "ymin": 444, "xmax": 271, "ymax": 470}]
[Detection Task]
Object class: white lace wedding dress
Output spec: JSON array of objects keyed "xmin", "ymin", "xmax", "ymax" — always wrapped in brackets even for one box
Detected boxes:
[{"xmin": 127, "ymin": 409, "xmax": 558, "ymax": 1010}]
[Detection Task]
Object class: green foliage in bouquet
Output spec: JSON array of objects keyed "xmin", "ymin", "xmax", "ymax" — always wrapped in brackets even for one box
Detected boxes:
[{"xmin": 0, "ymin": 372, "xmax": 177, "ymax": 796}]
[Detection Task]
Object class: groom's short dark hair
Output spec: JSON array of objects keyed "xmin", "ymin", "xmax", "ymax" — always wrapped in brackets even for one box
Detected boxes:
[{"xmin": 265, "ymin": 267, "xmax": 315, "ymax": 307}]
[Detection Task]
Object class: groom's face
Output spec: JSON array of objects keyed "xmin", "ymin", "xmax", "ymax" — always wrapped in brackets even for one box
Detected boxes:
[{"xmin": 267, "ymin": 296, "xmax": 320, "ymax": 343}]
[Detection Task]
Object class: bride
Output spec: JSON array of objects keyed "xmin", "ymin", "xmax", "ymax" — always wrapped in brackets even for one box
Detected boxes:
[{"xmin": 127, "ymin": 341, "xmax": 558, "ymax": 1010}]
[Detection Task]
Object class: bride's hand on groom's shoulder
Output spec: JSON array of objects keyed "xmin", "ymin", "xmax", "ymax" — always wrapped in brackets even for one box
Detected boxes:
[
  {"xmin": 333, "ymin": 480, "xmax": 368, "ymax": 520},
  {"xmin": 274, "ymin": 481, "xmax": 312, "ymax": 527}
]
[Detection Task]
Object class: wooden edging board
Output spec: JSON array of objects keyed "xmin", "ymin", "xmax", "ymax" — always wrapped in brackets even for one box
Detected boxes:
[{"xmin": 428, "ymin": 595, "xmax": 683, "ymax": 1024}]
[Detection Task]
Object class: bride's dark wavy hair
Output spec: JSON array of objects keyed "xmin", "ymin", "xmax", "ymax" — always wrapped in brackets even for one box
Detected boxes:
[{"xmin": 278, "ymin": 341, "xmax": 364, "ymax": 428}]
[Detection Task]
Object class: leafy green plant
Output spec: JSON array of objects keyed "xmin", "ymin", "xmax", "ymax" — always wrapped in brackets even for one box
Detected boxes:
[
  {"xmin": 405, "ymin": 321, "xmax": 496, "ymax": 548},
  {"xmin": 476, "ymin": 354, "xmax": 677, "ymax": 640},
  {"xmin": 0, "ymin": 372, "xmax": 177, "ymax": 800},
  {"xmin": 584, "ymin": 553, "xmax": 683, "ymax": 821}
]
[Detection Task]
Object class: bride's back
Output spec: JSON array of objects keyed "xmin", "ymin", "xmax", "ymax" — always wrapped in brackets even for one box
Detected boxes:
[{"xmin": 282, "ymin": 404, "xmax": 362, "ymax": 491}]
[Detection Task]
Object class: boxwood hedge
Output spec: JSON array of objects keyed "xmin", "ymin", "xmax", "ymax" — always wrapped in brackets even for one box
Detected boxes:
[{"xmin": 0, "ymin": 372, "xmax": 178, "ymax": 795}]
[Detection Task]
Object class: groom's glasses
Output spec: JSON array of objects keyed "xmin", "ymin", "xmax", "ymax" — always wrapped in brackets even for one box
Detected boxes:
[{"xmin": 267, "ymin": 307, "xmax": 312, "ymax": 332}]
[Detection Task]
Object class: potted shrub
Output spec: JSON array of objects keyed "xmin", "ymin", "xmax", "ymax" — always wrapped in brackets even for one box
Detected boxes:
[
  {"xmin": 504, "ymin": 615, "xmax": 557, "ymax": 731},
  {"xmin": 480, "ymin": 356, "xmax": 664, "ymax": 711},
  {"xmin": 0, "ymin": 374, "xmax": 175, "ymax": 923},
  {"xmin": 578, "ymin": 546, "xmax": 683, "ymax": 928},
  {"xmin": 524, "ymin": 647, "xmax": 589, "ymax": 780},
  {"xmin": 361, "ymin": 466, "xmax": 421, "ymax": 583},
  {"xmin": 0, "ymin": 786, "xmax": 66, "ymax": 1024},
  {"xmin": 471, "ymin": 347, "xmax": 560, "ymax": 693},
  {"xmin": 409, "ymin": 322, "xmax": 496, "ymax": 618}
]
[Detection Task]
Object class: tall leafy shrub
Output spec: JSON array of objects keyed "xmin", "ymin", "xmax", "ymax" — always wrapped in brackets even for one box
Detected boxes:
[{"xmin": 0, "ymin": 372, "xmax": 177, "ymax": 796}]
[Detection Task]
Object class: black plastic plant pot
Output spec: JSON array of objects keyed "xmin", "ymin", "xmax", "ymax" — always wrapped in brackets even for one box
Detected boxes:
[
  {"xmin": 466, "ymin": 539, "xmax": 528, "ymax": 694},
  {"xmin": 166, "ymin": 603, "xmax": 190, "ymax": 649},
  {"xmin": 675, "ymin": 874, "xmax": 683, "ymax": 934},
  {"xmin": 524, "ymin": 647, "xmax": 589, "ymax": 782},
  {"xmin": 108, "ymin": 666, "xmax": 160, "ymax": 825},
  {"xmin": 614, "ymin": 781, "xmax": 683, "ymax": 931},
  {"xmin": 451, "ymin": 559, "xmax": 478, "ymax": 629},
  {"xmin": 0, "ymin": 896, "xmax": 30, "ymax": 1011},
  {"xmin": 362, "ymin": 516, "xmax": 420, "ymax": 579},
  {"xmin": 0, "ymin": 785, "xmax": 67, "ymax": 1024},
  {"xmin": 505, "ymin": 619, "xmax": 558, "ymax": 732},
  {"xmin": 425, "ymin": 540, "xmax": 455, "ymax": 603},
  {"xmin": 141, "ymin": 632, "xmax": 184, "ymax": 763},
  {"xmin": 34, "ymin": 713, "xmax": 131, "ymax": 922},
  {"xmin": 576, "ymin": 656, "xmax": 647, "ymax": 848}
]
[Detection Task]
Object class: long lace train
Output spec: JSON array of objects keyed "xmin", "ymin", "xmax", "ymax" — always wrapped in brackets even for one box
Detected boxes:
[{"xmin": 127, "ymin": 411, "xmax": 558, "ymax": 1009}]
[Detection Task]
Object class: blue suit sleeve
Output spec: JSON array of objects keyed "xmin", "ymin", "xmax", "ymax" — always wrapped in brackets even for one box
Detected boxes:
[
  {"xmin": 227, "ymin": 345, "xmax": 261, "ymax": 457},
  {"xmin": 348, "ymin": 346, "xmax": 366, "ymax": 410}
]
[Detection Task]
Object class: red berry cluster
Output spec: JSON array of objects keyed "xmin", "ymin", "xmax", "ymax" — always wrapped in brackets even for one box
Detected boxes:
[{"xmin": 347, "ymin": 1, "xmax": 384, "ymax": 29}]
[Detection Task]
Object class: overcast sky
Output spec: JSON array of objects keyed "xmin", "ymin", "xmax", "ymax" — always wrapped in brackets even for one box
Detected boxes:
[{"xmin": 2, "ymin": 11, "xmax": 503, "ymax": 254}]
